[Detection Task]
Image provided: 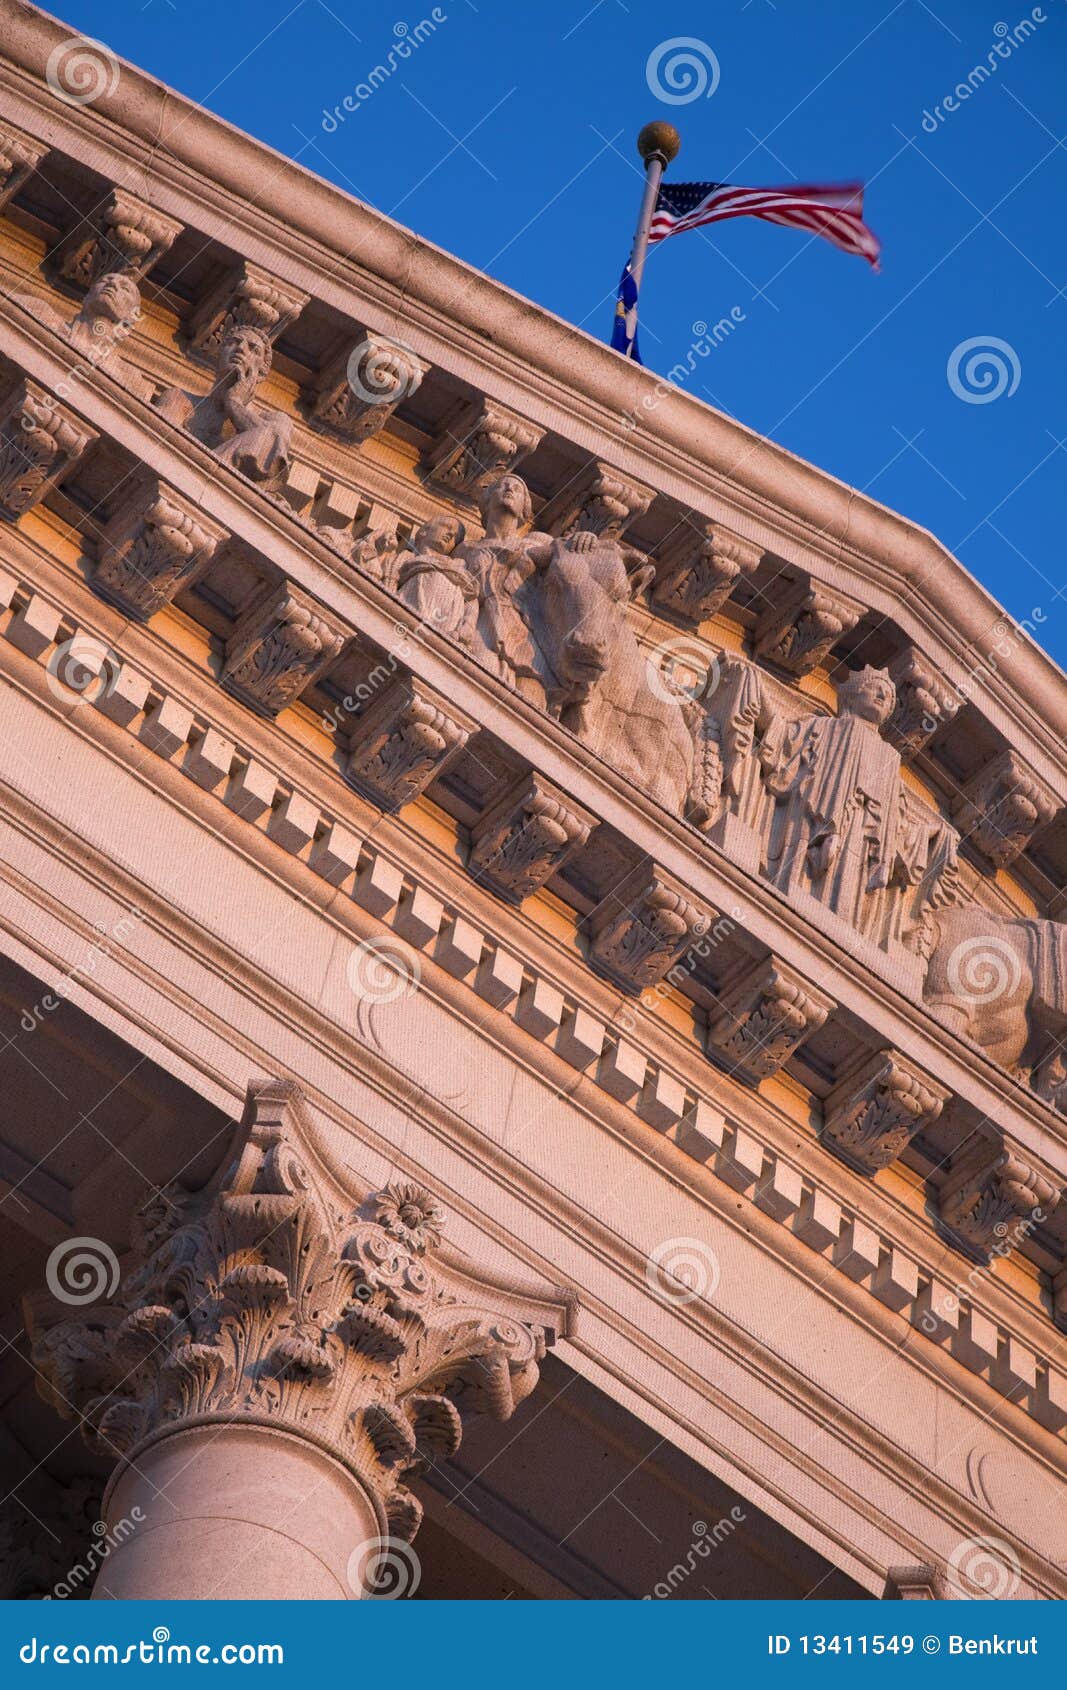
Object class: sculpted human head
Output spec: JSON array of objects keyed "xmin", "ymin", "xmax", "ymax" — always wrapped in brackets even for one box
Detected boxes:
[
  {"xmin": 81, "ymin": 271, "xmax": 141, "ymax": 339},
  {"xmin": 837, "ymin": 664, "xmax": 896, "ymax": 727},
  {"xmin": 414, "ymin": 514, "xmax": 465, "ymax": 556},
  {"xmin": 217, "ymin": 323, "xmax": 273, "ymax": 392},
  {"xmin": 480, "ymin": 473, "xmax": 533, "ymax": 537}
]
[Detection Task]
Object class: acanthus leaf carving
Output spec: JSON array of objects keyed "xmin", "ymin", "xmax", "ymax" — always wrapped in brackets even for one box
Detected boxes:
[
  {"xmin": 309, "ymin": 334, "xmax": 427, "ymax": 444},
  {"xmin": 939, "ymin": 1141, "xmax": 1060, "ymax": 1260},
  {"xmin": 953, "ymin": 749, "xmax": 1057, "ymax": 869},
  {"xmin": 187, "ymin": 260, "xmax": 309, "ymax": 361},
  {"xmin": 53, "ymin": 189, "xmax": 182, "ymax": 288},
  {"xmin": 885, "ymin": 648, "xmax": 960, "ymax": 758},
  {"xmin": 707, "ymin": 955, "xmax": 834, "ymax": 1083},
  {"xmin": 425, "ymin": 399, "xmax": 544, "ymax": 497},
  {"xmin": 754, "ymin": 576, "xmax": 861, "ymax": 675},
  {"xmin": 222, "ymin": 581, "xmax": 347, "ymax": 716},
  {"xmin": 585, "ymin": 862, "xmax": 713, "ymax": 995},
  {"xmin": 94, "ymin": 475, "xmax": 228, "ymax": 619},
  {"xmin": 652, "ymin": 518, "xmax": 762, "ymax": 624},
  {"xmin": 540, "ymin": 460, "xmax": 653, "ymax": 542},
  {"xmin": 25, "ymin": 1079, "xmax": 570, "ymax": 1548},
  {"xmin": 345, "ymin": 674, "xmax": 473, "ymax": 811},
  {"xmin": 0, "ymin": 379, "xmax": 97, "ymax": 519},
  {"xmin": 469, "ymin": 769, "xmax": 595, "ymax": 904},
  {"xmin": 822, "ymin": 1050, "xmax": 949, "ymax": 1175}
]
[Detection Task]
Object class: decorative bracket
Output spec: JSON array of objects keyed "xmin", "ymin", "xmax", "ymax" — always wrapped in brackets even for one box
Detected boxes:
[
  {"xmin": 939, "ymin": 1141, "xmax": 1060, "ymax": 1260},
  {"xmin": 425, "ymin": 398, "xmax": 544, "ymax": 498},
  {"xmin": 822, "ymin": 1051, "xmax": 949, "ymax": 1175},
  {"xmin": 469, "ymin": 770, "xmax": 595, "ymax": 904},
  {"xmin": 540, "ymin": 460, "xmax": 654, "ymax": 542},
  {"xmin": 345, "ymin": 675, "xmax": 474, "ymax": 811},
  {"xmin": 0, "ymin": 379, "xmax": 97, "ymax": 520},
  {"xmin": 222, "ymin": 581, "xmax": 348, "ymax": 716},
  {"xmin": 94, "ymin": 475, "xmax": 228, "ymax": 619},
  {"xmin": 653, "ymin": 517, "xmax": 762, "ymax": 624},
  {"xmin": 187, "ymin": 260, "xmax": 309, "ymax": 360},
  {"xmin": 707, "ymin": 956, "xmax": 834, "ymax": 1083},
  {"xmin": 0, "ymin": 120, "xmax": 46, "ymax": 213},
  {"xmin": 585, "ymin": 862, "xmax": 714, "ymax": 995},
  {"xmin": 953, "ymin": 749, "xmax": 1058, "ymax": 869},
  {"xmin": 754, "ymin": 576, "xmax": 862, "ymax": 676},
  {"xmin": 885, "ymin": 648, "xmax": 960, "ymax": 758},
  {"xmin": 308, "ymin": 333, "xmax": 428, "ymax": 444},
  {"xmin": 52, "ymin": 188, "xmax": 182, "ymax": 288}
]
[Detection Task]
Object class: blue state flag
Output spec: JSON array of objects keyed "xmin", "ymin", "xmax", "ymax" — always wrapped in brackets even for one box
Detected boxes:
[{"xmin": 610, "ymin": 263, "xmax": 641, "ymax": 362}]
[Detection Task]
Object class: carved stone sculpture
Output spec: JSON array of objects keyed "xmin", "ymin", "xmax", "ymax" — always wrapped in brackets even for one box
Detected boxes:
[
  {"xmin": 0, "ymin": 120, "xmax": 45, "ymax": 213},
  {"xmin": 310, "ymin": 333, "xmax": 427, "ymax": 443},
  {"xmin": 754, "ymin": 577, "xmax": 861, "ymax": 676},
  {"xmin": 53, "ymin": 187, "xmax": 182, "ymax": 288},
  {"xmin": 223, "ymin": 582, "xmax": 348, "ymax": 716},
  {"xmin": 93, "ymin": 476, "xmax": 228, "ymax": 619},
  {"xmin": 923, "ymin": 904, "xmax": 1067, "ymax": 1110},
  {"xmin": 885, "ymin": 649, "xmax": 960, "ymax": 758},
  {"xmin": 469, "ymin": 770, "xmax": 595, "ymax": 905},
  {"xmin": 156, "ymin": 322, "xmax": 292, "ymax": 488},
  {"xmin": 25, "ymin": 1079, "xmax": 572, "ymax": 1580},
  {"xmin": 953, "ymin": 749, "xmax": 1057, "ymax": 869},
  {"xmin": 352, "ymin": 526, "xmax": 402, "ymax": 592},
  {"xmin": 761, "ymin": 667, "xmax": 903, "ymax": 937},
  {"xmin": 541, "ymin": 461, "xmax": 653, "ymax": 543},
  {"xmin": 0, "ymin": 379, "xmax": 97, "ymax": 519},
  {"xmin": 458, "ymin": 473, "xmax": 555, "ymax": 702},
  {"xmin": 939, "ymin": 1141, "xmax": 1059, "ymax": 1260},
  {"xmin": 187, "ymin": 260, "xmax": 308, "ymax": 360},
  {"xmin": 345, "ymin": 675, "xmax": 473, "ymax": 811},
  {"xmin": 14, "ymin": 270, "xmax": 152, "ymax": 399},
  {"xmin": 397, "ymin": 515, "xmax": 476, "ymax": 643},
  {"xmin": 707, "ymin": 956, "xmax": 834, "ymax": 1083},
  {"xmin": 586, "ymin": 863, "xmax": 713, "ymax": 995},
  {"xmin": 822, "ymin": 1051, "xmax": 949, "ymax": 1175},
  {"xmin": 653, "ymin": 518, "xmax": 762, "ymax": 624},
  {"xmin": 426, "ymin": 398, "xmax": 544, "ymax": 497}
]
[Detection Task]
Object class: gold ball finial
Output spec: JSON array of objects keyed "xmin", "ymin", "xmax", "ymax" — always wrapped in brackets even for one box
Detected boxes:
[{"xmin": 637, "ymin": 122, "xmax": 681, "ymax": 166}]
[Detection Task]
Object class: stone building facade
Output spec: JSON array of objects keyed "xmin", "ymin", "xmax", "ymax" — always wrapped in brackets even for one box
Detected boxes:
[{"xmin": 0, "ymin": 1, "xmax": 1065, "ymax": 1601}]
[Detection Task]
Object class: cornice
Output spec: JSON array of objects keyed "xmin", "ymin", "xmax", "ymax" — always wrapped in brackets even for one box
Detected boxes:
[
  {"xmin": 1, "ymin": 625, "xmax": 1066, "ymax": 1484},
  {"xmin": 0, "ymin": 9, "xmax": 1065, "ymax": 787},
  {"xmin": 0, "ymin": 315, "xmax": 1063, "ymax": 1188}
]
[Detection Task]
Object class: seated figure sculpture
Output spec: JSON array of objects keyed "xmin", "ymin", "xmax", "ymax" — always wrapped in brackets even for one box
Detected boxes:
[
  {"xmin": 397, "ymin": 515, "xmax": 475, "ymax": 643},
  {"xmin": 155, "ymin": 321, "xmax": 292, "ymax": 487}
]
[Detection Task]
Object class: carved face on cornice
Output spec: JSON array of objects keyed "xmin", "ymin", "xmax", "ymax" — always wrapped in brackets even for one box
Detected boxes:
[
  {"xmin": 83, "ymin": 271, "xmax": 141, "ymax": 336},
  {"xmin": 216, "ymin": 323, "xmax": 272, "ymax": 393},
  {"xmin": 480, "ymin": 473, "xmax": 533, "ymax": 538},
  {"xmin": 838, "ymin": 664, "xmax": 896, "ymax": 727}
]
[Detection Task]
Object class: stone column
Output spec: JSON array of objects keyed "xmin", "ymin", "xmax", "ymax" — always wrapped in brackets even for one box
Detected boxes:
[{"xmin": 26, "ymin": 1079, "xmax": 573, "ymax": 1601}]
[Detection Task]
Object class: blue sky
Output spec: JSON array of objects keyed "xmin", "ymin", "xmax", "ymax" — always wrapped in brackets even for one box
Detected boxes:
[{"xmin": 53, "ymin": 0, "xmax": 1067, "ymax": 663}]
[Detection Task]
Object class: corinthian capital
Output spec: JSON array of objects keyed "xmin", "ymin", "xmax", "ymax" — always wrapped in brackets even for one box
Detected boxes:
[{"xmin": 26, "ymin": 1079, "xmax": 574, "ymax": 1547}]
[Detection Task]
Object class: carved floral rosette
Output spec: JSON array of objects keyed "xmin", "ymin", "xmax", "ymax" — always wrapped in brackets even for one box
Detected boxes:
[{"xmin": 25, "ymin": 1081, "xmax": 567, "ymax": 1544}]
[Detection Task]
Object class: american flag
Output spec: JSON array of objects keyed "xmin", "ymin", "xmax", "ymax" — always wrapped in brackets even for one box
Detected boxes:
[{"xmin": 649, "ymin": 180, "xmax": 880, "ymax": 269}]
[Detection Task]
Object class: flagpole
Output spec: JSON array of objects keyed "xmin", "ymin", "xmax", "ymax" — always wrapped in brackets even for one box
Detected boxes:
[{"xmin": 629, "ymin": 121, "xmax": 680, "ymax": 295}]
